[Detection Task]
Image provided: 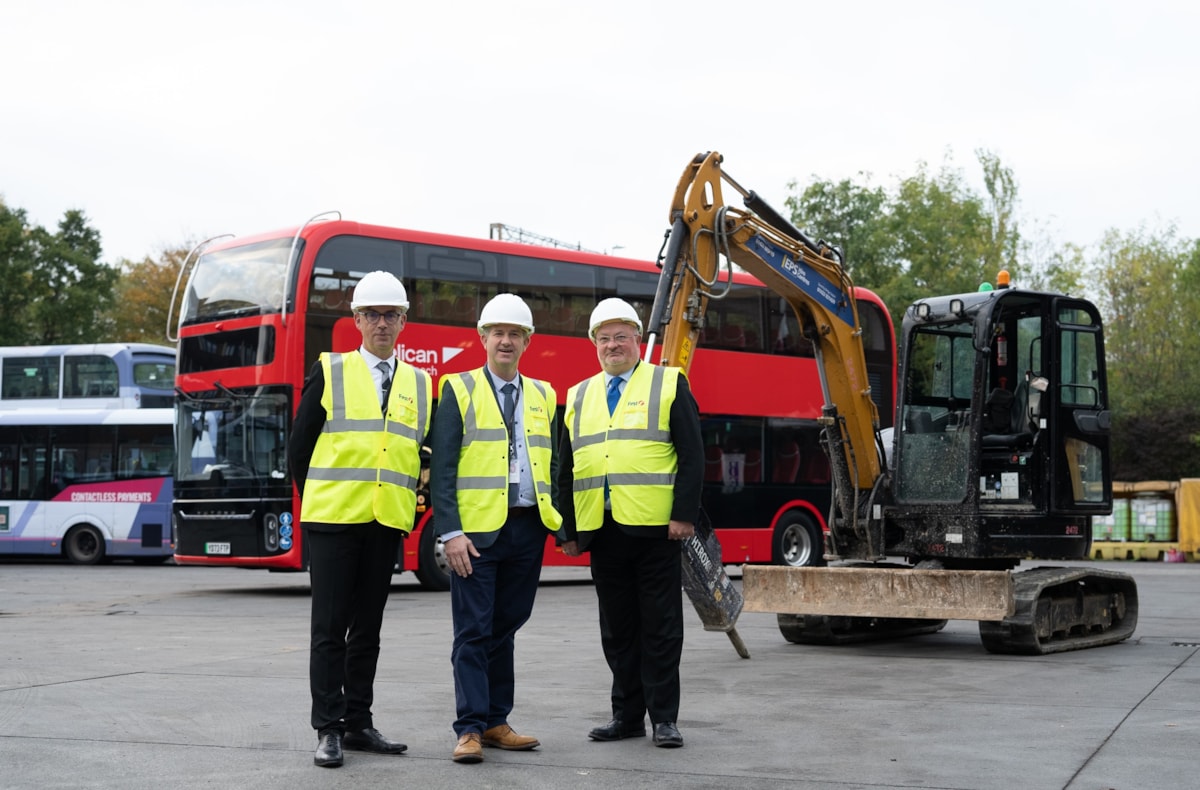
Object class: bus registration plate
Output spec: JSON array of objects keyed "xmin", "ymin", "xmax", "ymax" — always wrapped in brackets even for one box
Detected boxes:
[{"xmin": 205, "ymin": 542, "xmax": 232, "ymax": 555}]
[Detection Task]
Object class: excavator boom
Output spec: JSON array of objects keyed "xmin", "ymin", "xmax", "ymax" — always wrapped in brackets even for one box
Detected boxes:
[{"xmin": 650, "ymin": 152, "xmax": 884, "ymax": 559}]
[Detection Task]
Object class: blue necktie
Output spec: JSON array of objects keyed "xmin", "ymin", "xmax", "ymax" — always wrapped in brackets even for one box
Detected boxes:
[
  {"xmin": 607, "ymin": 376, "xmax": 621, "ymax": 416},
  {"xmin": 604, "ymin": 377, "xmax": 621, "ymax": 507},
  {"xmin": 501, "ymin": 382, "xmax": 517, "ymax": 427}
]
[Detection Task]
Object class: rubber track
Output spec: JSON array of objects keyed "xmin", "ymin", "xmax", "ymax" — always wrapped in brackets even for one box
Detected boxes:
[{"xmin": 978, "ymin": 566, "xmax": 1138, "ymax": 655}]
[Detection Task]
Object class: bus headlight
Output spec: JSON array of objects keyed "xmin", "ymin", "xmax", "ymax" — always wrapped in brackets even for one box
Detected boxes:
[{"xmin": 264, "ymin": 512, "xmax": 280, "ymax": 552}]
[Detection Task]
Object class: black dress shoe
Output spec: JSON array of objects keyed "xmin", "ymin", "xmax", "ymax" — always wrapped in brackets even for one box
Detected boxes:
[
  {"xmin": 342, "ymin": 727, "xmax": 408, "ymax": 754},
  {"xmin": 314, "ymin": 731, "xmax": 343, "ymax": 767},
  {"xmin": 652, "ymin": 721, "xmax": 683, "ymax": 748},
  {"xmin": 588, "ymin": 718, "xmax": 647, "ymax": 741}
]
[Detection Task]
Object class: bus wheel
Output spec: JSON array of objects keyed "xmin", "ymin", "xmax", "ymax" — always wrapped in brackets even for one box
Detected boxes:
[
  {"xmin": 413, "ymin": 522, "xmax": 452, "ymax": 591},
  {"xmin": 772, "ymin": 512, "xmax": 825, "ymax": 568},
  {"xmin": 64, "ymin": 525, "xmax": 107, "ymax": 565}
]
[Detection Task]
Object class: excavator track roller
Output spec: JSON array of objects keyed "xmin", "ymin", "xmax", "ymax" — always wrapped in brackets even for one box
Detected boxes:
[
  {"xmin": 978, "ymin": 567, "xmax": 1139, "ymax": 655},
  {"xmin": 777, "ymin": 614, "xmax": 947, "ymax": 645}
]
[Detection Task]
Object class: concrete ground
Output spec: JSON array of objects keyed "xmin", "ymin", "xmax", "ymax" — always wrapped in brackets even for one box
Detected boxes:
[{"xmin": 0, "ymin": 558, "xmax": 1197, "ymax": 790}]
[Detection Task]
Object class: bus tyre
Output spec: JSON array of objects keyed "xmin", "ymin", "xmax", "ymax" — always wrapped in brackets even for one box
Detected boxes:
[
  {"xmin": 772, "ymin": 511, "xmax": 825, "ymax": 568},
  {"xmin": 413, "ymin": 521, "xmax": 452, "ymax": 591},
  {"xmin": 64, "ymin": 524, "xmax": 107, "ymax": 565}
]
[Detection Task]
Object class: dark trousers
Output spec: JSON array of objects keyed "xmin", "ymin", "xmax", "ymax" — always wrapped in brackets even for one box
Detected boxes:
[
  {"xmin": 589, "ymin": 520, "xmax": 684, "ymax": 725},
  {"xmin": 308, "ymin": 522, "xmax": 402, "ymax": 734},
  {"xmin": 450, "ymin": 509, "xmax": 546, "ymax": 736}
]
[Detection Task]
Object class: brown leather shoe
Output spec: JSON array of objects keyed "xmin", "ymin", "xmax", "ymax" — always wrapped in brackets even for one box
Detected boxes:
[
  {"xmin": 452, "ymin": 732, "xmax": 483, "ymax": 763},
  {"xmin": 482, "ymin": 723, "xmax": 540, "ymax": 751}
]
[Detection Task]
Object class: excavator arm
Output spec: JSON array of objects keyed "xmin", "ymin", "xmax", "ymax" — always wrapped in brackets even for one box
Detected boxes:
[{"xmin": 647, "ymin": 151, "xmax": 885, "ymax": 559}]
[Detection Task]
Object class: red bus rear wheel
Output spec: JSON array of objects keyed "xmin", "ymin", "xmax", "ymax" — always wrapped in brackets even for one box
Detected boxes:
[
  {"xmin": 414, "ymin": 521, "xmax": 452, "ymax": 591},
  {"xmin": 772, "ymin": 512, "xmax": 825, "ymax": 568}
]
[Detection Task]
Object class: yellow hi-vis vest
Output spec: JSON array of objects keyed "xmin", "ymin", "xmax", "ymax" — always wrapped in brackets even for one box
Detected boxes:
[
  {"xmin": 441, "ymin": 368, "xmax": 562, "ymax": 535},
  {"xmin": 565, "ymin": 363, "xmax": 679, "ymax": 532},
  {"xmin": 302, "ymin": 352, "xmax": 431, "ymax": 531}
]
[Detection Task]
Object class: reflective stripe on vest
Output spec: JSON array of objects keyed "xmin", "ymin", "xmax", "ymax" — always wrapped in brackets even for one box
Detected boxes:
[
  {"xmin": 302, "ymin": 352, "xmax": 431, "ymax": 530},
  {"xmin": 444, "ymin": 368, "xmax": 562, "ymax": 534},
  {"xmin": 566, "ymin": 364, "xmax": 678, "ymax": 531}
]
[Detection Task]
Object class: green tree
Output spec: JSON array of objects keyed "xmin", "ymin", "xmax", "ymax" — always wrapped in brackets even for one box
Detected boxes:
[
  {"xmin": 0, "ymin": 201, "xmax": 38, "ymax": 344},
  {"xmin": 785, "ymin": 174, "xmax": 896, "ymax": 289},
  {"xmin": 0, "ymin": 202, "xmax": 118, "ymax": 345},
  {"xmin": 887, "ymin": 156, "xmax": 1001, "ymax": 307},
  {"xmin": 107, "ymin": 247, "xmax": 186, "ymax": 346},
  {"xmin": 787, "ymin": 150, "xmax": 1023, "ymax": 333},
  {"xmin": 28, "ymin": 210, "xmax": 119, "ymax": 344},
  {"xmin": 1017, "ymin": 231, "xmax": 1089, "ymax": 296},
  {"xmin": 1091, "ymin": 224, "xmax": 1200, "ymax": 479}
]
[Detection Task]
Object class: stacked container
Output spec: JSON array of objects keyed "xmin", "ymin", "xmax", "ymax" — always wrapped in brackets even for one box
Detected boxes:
[{"xmin": 1130, "ymin": 493, "xmax": 1176, "ymax": 542}]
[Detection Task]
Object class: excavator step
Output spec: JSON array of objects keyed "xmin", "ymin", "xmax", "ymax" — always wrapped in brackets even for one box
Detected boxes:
[{"xmin": 977, "ymin": 566, "xmax": 1138, "ymax": 655}]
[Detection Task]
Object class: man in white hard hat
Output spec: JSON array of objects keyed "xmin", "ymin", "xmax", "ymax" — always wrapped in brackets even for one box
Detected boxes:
[
  {"xmin": 558, "ymin": 297, "xmax": 703, "ymax": 749},
  {"xmin": 429, "ymin": 292, "xmax": 563, "ymax": 764},
  {"xmin": 289, "ymin": 270, "xmax": 432, "ymax": 768}
]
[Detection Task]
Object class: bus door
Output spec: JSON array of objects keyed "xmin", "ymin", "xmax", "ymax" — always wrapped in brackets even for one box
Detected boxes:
[
  {"xmin": 0, "ymin": 427, "xmax": 49, "ymax": 550},
  {"xmin": 0, "ymin": 457, "xmax": 13, "ymax": 553},
  {"xmin": 50, "ymin": 427, "xmax": 116, "ymax": 541}
]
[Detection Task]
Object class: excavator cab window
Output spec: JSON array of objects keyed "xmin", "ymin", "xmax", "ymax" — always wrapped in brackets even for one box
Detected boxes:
[{"xmin": 895, "ymin": 321, "xmax": 974, "ymax": 502}]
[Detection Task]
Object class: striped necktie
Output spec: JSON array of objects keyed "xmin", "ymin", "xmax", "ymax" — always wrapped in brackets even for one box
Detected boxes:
[{"xmin": 377, "ymin": 361, "xmax": 391, "ymax": 412}]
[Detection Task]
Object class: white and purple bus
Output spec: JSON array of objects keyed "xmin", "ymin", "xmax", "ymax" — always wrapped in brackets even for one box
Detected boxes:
[
  {"xmin": 0, "ymin": 343, "xmax": 175, "ymax": 409},
  {"xmin": 0, "ymin": 406, "xmax": 175, "ymax": 564}
]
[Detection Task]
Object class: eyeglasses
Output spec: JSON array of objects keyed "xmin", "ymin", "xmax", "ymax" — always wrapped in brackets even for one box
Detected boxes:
[
  {"xmin": 356, "ymin": 309, "xmax": 404, "ymax": 325},
  {"xmin": 595, "ymin": 333, "xmax": 636, "ymax": 346}
]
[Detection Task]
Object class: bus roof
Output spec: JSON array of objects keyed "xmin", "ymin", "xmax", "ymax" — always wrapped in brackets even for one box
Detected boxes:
[
  {"xmin": 0, "ymin": 343, "xmax": 176, "ymax": 358},
  {"xmin": 0, "ymin": 408, "xmax": 174, "ymax": 426},
  {"xmin": 200, "ymin": 217, "xmax": 788, "ymax": 291}
]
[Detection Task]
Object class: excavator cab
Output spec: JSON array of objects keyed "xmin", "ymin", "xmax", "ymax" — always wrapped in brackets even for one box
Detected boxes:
[{"xmin": 887, "ymin": 287, "xmax": 1112, "ymax": 565}]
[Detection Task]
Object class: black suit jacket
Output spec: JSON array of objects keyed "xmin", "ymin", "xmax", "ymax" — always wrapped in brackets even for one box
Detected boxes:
[{"xmin": 557, "ymin": 366, "xmax": 704, "ymax": 551}]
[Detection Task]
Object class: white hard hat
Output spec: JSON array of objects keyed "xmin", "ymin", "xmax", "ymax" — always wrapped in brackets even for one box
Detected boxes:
[
  {"xmin": 350, "ymin": 271, "xmax": 409, "ymax": 311},
  {"xmin": 588, "ymin": 298, "xmax": 642, "ymax": 340},
  {"xmin": 478, "ymin": 293, "xmax": 535, "ymax": 334}
]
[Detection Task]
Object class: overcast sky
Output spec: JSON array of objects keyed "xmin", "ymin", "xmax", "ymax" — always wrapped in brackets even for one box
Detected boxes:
[{"xmin": 3, "ymin": 1, "xmax": 1196, "ymax": 266}]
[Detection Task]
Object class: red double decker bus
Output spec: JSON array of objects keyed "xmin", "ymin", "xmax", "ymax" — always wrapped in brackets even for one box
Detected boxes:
[{"xmin": 170, "ymin": 215, "xmax": 895, "ymax": 589}]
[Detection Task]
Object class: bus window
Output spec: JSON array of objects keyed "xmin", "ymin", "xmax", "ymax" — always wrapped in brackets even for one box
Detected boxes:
[
  {"xmin": 412, "ymin": 244, "xmax": 501, "ymax": 329},
  {"xmin": 3, "ymin": 356, "xmax": 58, "ymax": 399},
  {"xmin": 64, "ymin": 355, "xmax": 119, "ymax": 398},
  {"xmin": 768, "ymin": 296, "xmax": 815, "ymax": 357},
  {"xmin": 506, "ymin": 256, "xmax": 596, "ymax": 337},
  {"xmin": 705, "ymin": 285, "xmax": 765, "ymax": 352}
]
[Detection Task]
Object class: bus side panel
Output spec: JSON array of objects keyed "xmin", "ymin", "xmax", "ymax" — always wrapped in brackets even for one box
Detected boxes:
[
  {"xmin": 0, "ymin": 502, "xmax": 44, "ymax": 554},
  {"xmin": 48, "ymin": 478, "xmax": 174, "ymax": 559}
]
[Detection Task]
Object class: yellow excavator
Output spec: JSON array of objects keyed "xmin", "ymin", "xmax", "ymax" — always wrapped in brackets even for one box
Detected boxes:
[{"xmin": 647, "ymin": 152, "xmax": 1136, "ymax": 654}]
